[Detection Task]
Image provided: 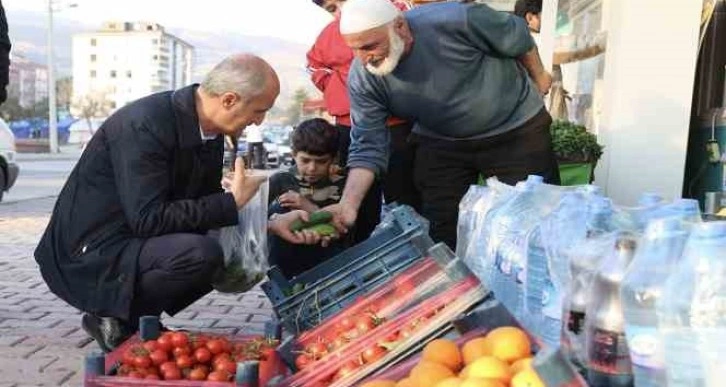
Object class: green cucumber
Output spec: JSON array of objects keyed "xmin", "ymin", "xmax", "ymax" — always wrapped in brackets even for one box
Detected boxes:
[
  {"xmin": 289, "ymin": 211, "xmax": 334, "ymax": 232},
  {"xmin": 305, "ymin": 223, "xmax": 337, "ymax": 237}
]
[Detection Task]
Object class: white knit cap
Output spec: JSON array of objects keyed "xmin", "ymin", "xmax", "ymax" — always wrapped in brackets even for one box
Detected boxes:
[{"xmin": 340, "ymin": 0, "xmax": 401, "ymax": 35}]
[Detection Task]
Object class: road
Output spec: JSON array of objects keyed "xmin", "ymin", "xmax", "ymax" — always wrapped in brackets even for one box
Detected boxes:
[{"xmin": 2, "ymin": 159, "xmax": 78, "ymax": 204}]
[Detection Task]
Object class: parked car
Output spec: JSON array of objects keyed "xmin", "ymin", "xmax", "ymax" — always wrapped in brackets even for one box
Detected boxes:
[{"xmin": 0, "ymin": 118, "xmax": 19, "ymax": 202}]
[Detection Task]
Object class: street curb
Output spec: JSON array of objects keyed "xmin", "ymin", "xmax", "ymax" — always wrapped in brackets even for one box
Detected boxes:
[{"xmin": 16, "ymin": 153, "xmax": 82, "ymax": 162}]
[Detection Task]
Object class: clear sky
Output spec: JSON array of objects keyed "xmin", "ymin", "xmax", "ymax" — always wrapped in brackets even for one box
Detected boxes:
[{"xmin": 4, "ymin": 0, "xmax": 333, "ymax": 45}]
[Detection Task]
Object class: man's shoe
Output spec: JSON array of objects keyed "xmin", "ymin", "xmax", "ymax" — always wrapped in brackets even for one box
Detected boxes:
[{"xmin": 82, "ymin": 313, "xmax": 134, "ymax": 353}]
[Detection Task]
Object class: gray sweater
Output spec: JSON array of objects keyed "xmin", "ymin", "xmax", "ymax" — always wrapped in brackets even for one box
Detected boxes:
[{"xmin": 347, "ymin": 2, "xmax": 544, "ymax": 175}]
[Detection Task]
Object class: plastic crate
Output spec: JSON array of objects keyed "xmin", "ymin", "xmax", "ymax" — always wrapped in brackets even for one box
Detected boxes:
[
  {"xmin": 261, "ymin": 206, "xmax": 434, "ymax": 333},
  {"xmin": 84, "ymin": 329, "xmax": 287, "ymax": 387},
  {"xmin": 281, "ymin": 276, "xmax": 486, "ymax": 386},
  {"xmin": 277, "ymin": 243, "xmax": 476, "ymax": 371}
]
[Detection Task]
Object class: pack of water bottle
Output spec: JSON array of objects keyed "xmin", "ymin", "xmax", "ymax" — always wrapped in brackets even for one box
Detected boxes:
[{"xmin": 457, "ymin": 176, "xmax": 726, "ymax": 386}]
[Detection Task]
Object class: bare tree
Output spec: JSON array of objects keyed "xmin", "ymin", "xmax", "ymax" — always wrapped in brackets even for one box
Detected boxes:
[{"xmin": 72, "ymin": 92, "xmax": 113, "ymax": 135}]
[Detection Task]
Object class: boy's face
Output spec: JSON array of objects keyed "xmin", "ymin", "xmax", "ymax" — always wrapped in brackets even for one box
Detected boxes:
[{"xmin": 294, "ymin": 151, "xmax": 335, "ymax": 183}]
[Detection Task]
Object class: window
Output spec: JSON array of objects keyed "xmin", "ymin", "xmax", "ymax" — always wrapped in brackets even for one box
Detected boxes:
[
  {"xmin": 90, "ymin": 70, "xmax": 96, "ymax": 78},
  {"xmin": 90, "ymin": 38, "xmax": 96, "ymax": 46},
  {"xmin": 126, "ymin": 71, "xmax": 132, "ymax": 78},
  {"xmin": 153, "ymin": 55, "xmax": 158, "ymax": 60},
  {"xmin": 110, "ymin": 70, "xmax": 117, "ymax": 78},
  {"xmin": 90, "ymin": 54, "xmax": 96, "ymax": 62},
  {"xmin": 152, "ymin": 39, "xmax": 158, "ymax": 44}
]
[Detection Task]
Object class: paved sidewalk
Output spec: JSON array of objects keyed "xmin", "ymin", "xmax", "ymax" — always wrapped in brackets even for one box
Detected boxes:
[{"xmin": 0, "ymin": 198, "xmax": 274, "ymax": 386}]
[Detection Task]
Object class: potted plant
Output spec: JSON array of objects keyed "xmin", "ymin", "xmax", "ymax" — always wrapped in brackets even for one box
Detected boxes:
[{"xmin": 550, "ymin": 120, "xmax": 604, "ymax": 185}]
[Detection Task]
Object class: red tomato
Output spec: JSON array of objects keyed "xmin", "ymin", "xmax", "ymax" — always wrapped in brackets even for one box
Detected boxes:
[
  {"xmin": 142, "ymin": 340, "xmax": 158, "ymax": 352},
  {"xmin": 156, "ymin": 335, "xmax": 174, "ymax": 352},
  {"xmin": 159, "ymin": 361, "xmax": 178, "ymax": 374},
  {"xmin": 121, "ymin": 349, "xmax": 136, "ymax": 366},
  {"xmin": 207, "ymin": 370, "xmax": 231, "ymax": 382},
  {"xmin": 162, "ymin": 367, "xmax": 182, "ymax": 380},
  {"xmin": 295, "ymin": 354, "xmax": 312, "ymax": 370},
  {"xmin": 170, "ymin": 332, "xmax": 189, "ymax": 348},
  {"xmin": 219, "ymin": 338, "xmax": 233, "ymax": 353},
  {"xmin": 132, "ymin": 354, "xmax": 151, "ymax": 369},
  {"xmin": 338, "ymin": 316, "xmax": 355, "ymax": 331},
  {"xmin": 355, "ymin": 316, "xmax": 376, "ymax": 334},
  {"xmin": 214, "ymin": 359, "xmax": 237, "ymax": 374},
  {"xmin": 188, "ymin": 367, "xmax": 208, "ymax": 381},
  {"xmin": 149, "ymin": 349, "xmax": 169, "ymax": 366},
  {"xmin": 330, "ymin": 336, "xmax": 348, "ymax": 351},
  {"xmin": 335, "ymin": 360, "xmax": 360, "ymax": 380},
  {"xmin": 172, "ymin": 345, "xmax": 192, "ymax": 358},
  {"xmin": 127, "ymin": 371, "xmax": 144, "ymax": 379},
  {"xmin": 383, "ymin": 331, "xmax": 400, "ymax": 342},
  {"xmin": 213, "ymin": 353, "xmax": 232, "ymax": 367},
  {"xmin": 306, "ymin": 342, "xmax": 328, "ymax": 360},
  {"xmin": 194, "ymin": 347, "xmax": 212, "ymax": 364},
  {"xmin": 145, "ymin": 374, "xmax": 160, "ymax": 380},
  {"xmin": 206, "ymin": 339, "xmax": 225, "ymax": 355},
  {"xmin": 361, "ymin": 346, "xmax": 387, "ymax": 364},
  {"xmin": 116, "ymin": 364, "xmax": 131, "ymax": 376},
  {"xmin": 175, "ymin": 354, "xmax": 194, "ymax": 369}
]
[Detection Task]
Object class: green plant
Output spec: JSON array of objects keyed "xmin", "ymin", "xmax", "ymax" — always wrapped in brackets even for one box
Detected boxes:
[{"xmin": 550, "ymin": 120, "xmax": 604, "ymax": 163}]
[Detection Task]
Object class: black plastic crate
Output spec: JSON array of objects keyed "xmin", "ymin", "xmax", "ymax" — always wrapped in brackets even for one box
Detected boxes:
[{"xmin": 260, "ymin": 206, "xmax": 433, "ymax": 333}]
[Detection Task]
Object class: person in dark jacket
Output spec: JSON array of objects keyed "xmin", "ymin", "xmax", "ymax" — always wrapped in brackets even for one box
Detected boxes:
[
  {"xmin": 0, "ymin": 0, "xmax": 11, "ymax": 104},
  {"xmin": 34, "ymin": 54, "xmax": 324, "ymax": 352}
]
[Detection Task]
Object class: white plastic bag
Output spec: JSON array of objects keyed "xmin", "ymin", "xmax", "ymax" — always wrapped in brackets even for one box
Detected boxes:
[{"xmin": 213, "ymin": 177, "xmax": 269, "ymax": 293}]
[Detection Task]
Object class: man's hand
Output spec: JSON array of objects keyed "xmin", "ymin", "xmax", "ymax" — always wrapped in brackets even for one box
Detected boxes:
[
  {"xmin": 279, "ymin": 190, "xmax": 319, "ymax": 212},
  {"xmin": 222, "ymin": 157, "xmax": 267, "ymax": 209},
  {"xmin": 534, "ymin": 71, "xmax": 553, "ymax": 96},
  {"xmin": 323, "ymin": 203, "xmax": 356, "ymax": 235},
  {"xmin": 269, "ymin": 210, "xmax": 336, "ymax": 247}
]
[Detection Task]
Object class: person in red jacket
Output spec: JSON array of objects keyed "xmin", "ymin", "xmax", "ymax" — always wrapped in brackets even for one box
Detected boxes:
[{"xmin": 307, "ymin": 0, "xmax": 421, "ymax": 221}]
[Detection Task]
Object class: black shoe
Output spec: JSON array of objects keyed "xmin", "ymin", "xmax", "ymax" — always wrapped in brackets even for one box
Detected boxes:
[{"xmin": 82, "ymin": 313, "xmax": 134, "ymax": 353}]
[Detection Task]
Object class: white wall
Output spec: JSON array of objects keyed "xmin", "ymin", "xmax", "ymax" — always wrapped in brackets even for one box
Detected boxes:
[{"xmin": 595, "ymin": 0, "xmax": 703, "ymax": 204}]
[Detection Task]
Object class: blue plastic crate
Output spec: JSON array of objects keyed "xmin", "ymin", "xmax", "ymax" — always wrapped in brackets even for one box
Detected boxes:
[{"xmin": 260, "ymin": 206, "xmax": 433, "ymax": 333}]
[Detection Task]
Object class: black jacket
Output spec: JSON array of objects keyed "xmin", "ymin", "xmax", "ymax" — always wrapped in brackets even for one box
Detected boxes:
[{"xmin": 34, "ymin": 85, "xmax": 238, "ymax": 320}]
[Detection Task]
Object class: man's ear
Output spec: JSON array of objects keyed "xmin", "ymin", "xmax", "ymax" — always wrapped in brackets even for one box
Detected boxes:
[{"xmin": 221, "ymin": 92, "xmax": 240, "ymax": 109}]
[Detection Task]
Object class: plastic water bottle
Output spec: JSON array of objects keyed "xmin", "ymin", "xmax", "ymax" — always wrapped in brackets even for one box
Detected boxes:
[
  {"xmin": 585, "ymin": 234, "xmax": 638, "ymax": 387},
  {"xmin": 638, "ymin": 192, "xmax": 664, "ymax": 207},
  {"xmin": 563, "ymin": 197, "xmax": 615, "ymax": 367},
  {"xmin": 525, "ymin": 192, "xmax": 588, "ymax": 347},
  {"xmin": 457, "ymin": 185, "xmax": 489, "ymax": 258},
  {"xmin": 658, "ymin": 222, "xmax": 726, "ymax": 387},
  {"xmin": 488, "ymin": 176, "xmax": 551, "ymax": 322},
  {"xmin": 660, "ymin": 198, "xmax": 702, "ymax": 223},
  {"xmin": 621, "ymin": 218, "xmax": 690, "ymax": 387}
]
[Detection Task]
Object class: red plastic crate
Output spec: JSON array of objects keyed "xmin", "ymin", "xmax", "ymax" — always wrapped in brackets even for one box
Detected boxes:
[
  {"xmin": 285, "ymin": 257, "xmax": 455, "ymax": 362},
  {"xmin": 84, "ymin": 333, "xmax": 287, "ymax": 387},
  {"xmin": 283, "ymin": 276, "xmax": 485, "ymax": 387}
]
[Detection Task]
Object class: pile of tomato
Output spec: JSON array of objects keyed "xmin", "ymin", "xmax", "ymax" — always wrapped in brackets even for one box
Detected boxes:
[
  {"xmin": 115, "ymin": 331, "xmax": 278, "ymax": 382},
  {"xmin": 293, "ymin": 306, "xmax": 444, "ymax": 384}
]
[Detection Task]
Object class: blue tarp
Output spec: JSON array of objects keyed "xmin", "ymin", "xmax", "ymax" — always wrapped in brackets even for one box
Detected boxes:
[{"xmin": 9, "ymin": 117, "xmax": 77, "ymax": 143}]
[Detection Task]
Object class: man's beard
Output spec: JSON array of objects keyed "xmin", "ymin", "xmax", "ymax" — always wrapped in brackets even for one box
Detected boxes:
[{"xmin": 366, "ymin": 27, "xmax": 405, "ymax": 76}]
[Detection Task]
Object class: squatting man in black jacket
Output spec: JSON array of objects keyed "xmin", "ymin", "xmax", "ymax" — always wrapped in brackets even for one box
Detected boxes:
[{"xmin": 34, "ymin": 54, "xmax": 335, "ymax": 352}]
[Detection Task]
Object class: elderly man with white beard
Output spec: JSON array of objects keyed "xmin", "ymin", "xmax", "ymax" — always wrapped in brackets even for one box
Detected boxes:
[{"xmin": 326, "ymin": 0, "xmax": 560, "ymax": 249}]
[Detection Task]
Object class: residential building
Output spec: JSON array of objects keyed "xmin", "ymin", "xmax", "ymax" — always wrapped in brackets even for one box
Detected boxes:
[
  {"xmin": 8, "ymin": 53, "xmax": 49, "ymax": 108},
  {"xmin": 71, "ymin": 21, "xmax": 194, "ymax": 113}
]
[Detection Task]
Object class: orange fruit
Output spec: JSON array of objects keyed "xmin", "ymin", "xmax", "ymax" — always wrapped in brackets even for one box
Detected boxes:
[
  {"xmin": 423, "ymin": 339, "xmax": 464, "ymax": 371},
  {"xmin": 459, "ymin": 378, "xmax": 507, "ymax": 387},
  {"xmin": 361, "ymin": 381, "xmax": 397, "ymax": 387},
  {"xmin": 511, "ymin": 368, "xmax": 546, "ymax": 387},
  {"xmin": 396, "ymin": 378, "xmax": 415, "ymax": 387},
  {"xmin": 463, "ymin": 356, "xmax": 512, "ymax": 383},
  {"xmin": 510, "ymin": 357, "xmax": 534, "ymax": 374},
  {"xmin": 435, "ymin": 377, "xmax": 464, "ymax": 387},
  {"xmin": 410, "ymin": 361, "xmax": 456, "ymax": 387},
  {"xmin": 461, "ymin": 337, "xmax": 491, "ymax": 365},
  {"xmin": 484, "ymin": 327, "xmax": 532, "ymax": 363}
]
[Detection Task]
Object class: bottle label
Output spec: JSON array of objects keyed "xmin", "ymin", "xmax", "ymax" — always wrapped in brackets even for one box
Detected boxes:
[
  {"xmin": 567, "ymin": 310, "xmax": 586, "ymax": 335},
  {"xmin": 625, "ymin": 325, "xmax": 664, "ymax": 370},
  {"xmin": 496, "ymin": 252, "xmax": 511, "ymax": 275},
  {"xmin": 588, "ymin": 327, "xmax": 633, "ymax": 375}
]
